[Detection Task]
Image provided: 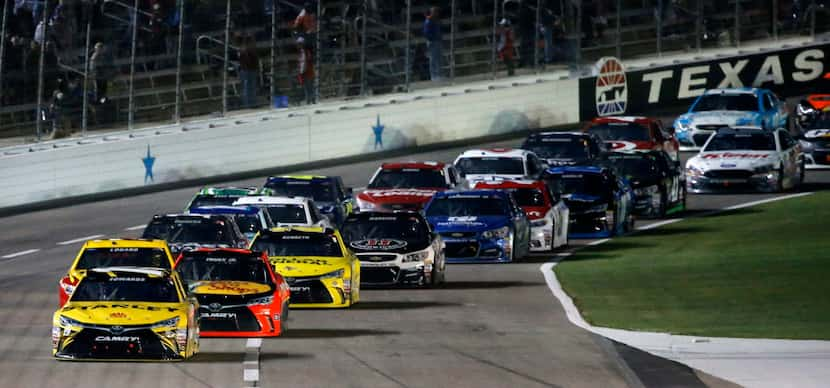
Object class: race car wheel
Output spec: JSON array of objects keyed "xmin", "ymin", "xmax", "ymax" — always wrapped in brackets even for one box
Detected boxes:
[
  {"xmin": 776, "ymin": 166, "xmax": 785, "ymax": 192},
  {"xmin": 658, "ymin": 190, "xmax": 668, "ymax": 218},
  {"xmin": 798, "ymin": 159, "xmax": 806, "ymax": 189}
]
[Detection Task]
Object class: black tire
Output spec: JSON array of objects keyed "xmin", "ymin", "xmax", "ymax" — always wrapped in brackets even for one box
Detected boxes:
[
  {"xmin": 657, "ymin": 190, "xmax": 668, "ymax": 218},
  {"xmin": 777, "ymin": 166, "xmax": 785, "ymax": 192},
  {"xmin": 798, "ymin": 159, "xmax": 806, "ymax": 189}
]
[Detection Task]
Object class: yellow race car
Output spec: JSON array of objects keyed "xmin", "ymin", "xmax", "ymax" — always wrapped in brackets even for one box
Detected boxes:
[
  {"xmin": 250, "ymin": 227, "xmax": 360, "ymax": 308},
  {"xmin": 59, "ymin": 239, "xmax": 176, "ymax": 307},
  {"xmin": 52, "ymin": 267, "xmax": 199, "ymax": 361}
]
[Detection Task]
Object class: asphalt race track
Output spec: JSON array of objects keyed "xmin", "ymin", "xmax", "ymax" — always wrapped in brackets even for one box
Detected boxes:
[{"xmin": 1, "ymin": 137, "xmax": 828, "ymax": 388}]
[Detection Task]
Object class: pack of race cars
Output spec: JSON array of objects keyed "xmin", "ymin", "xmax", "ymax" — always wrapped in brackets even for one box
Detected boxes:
[{"xmin": 51, "ymin": 87, "xmax": 813, "ymax": 361}]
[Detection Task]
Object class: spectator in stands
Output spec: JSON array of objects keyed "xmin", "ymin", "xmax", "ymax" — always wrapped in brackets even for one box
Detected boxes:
[
  {"xmin": 296, "ymin": 36, "xmax": 315, "ymax": 105},
  {"xmin": 293, "ymin": 2, "xmax": 317, "ymax": 48},
  {"xmin": 238, "ymin": 35, "xmax": 260, "ymax": 108},
  {"xmin": 497, "ymin": 18, "xmax": 516, "ymax": 76},
  {"xmin": 89, "ymin": 42, "xmax": 115, "ymax": 101},
  {"xmin": 423, "ymin": 6, "xmax": 442, "ymax": 81},
  {"xmin": 147, "ymin": 2, "xmax": 168, "ymax": 68}
]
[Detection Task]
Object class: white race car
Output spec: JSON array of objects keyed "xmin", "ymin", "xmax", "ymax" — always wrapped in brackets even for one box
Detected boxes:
[
  {"xmin": 454, "ymin": 148, "xmax": 546, "ymax": 188},
  {"xmin": 685, "ymin": 127, "xmax": 804, "ymax": 193},
  {"xmin": 233, "ymin": 196, "xmax": 333, "ymax": 229}
]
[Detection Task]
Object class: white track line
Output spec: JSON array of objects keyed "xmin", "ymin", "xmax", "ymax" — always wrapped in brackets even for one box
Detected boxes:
[
  {"xmin": 243, "ymin": 338, "xmax": 262, "ymax": 387},
  {"xmin": 57, "ymin": 234, "xmax": 104, "ymax": 246},
  {"xmin": 1, "ymin": 249, "xmax": 40, "ymax": 259},
  {"xmin": 124, "ymin": 224, "xmax": 146, "ymax": 231}
]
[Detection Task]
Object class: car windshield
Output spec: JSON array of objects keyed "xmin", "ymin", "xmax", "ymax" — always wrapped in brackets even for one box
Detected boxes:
[
  {"xmin": 522, "ymin": 137, "xmax": 591, "ymax": 159},
  {"xmin": 342, "ymin": 215, "xmax": 430, "ymax": 246},
  {"xmin": 265, "ymin": 204, "xmax": 308, "ymax": 224},
  {"xmin": 556, "ymin": 173, "xmax": 609, "ymax": 196},
  {"xmin": 368, "ymin": 168, "xmax": 448, "ymax": 189},
  {"xmin": 704, "ymin": 132, "xmax": 776, "ymax": 151},
  {"xmin": 142, "ymin": 218, "xmax": 235, "ymax": 245},
  {"xmin": 456, "ymin": 157, "xmax": 525, "ymax": 175},
  {"xmin": 76, "ymin": 248, "xmax": 171, "ymax": 270},
  {"xmin": 188, "ymin": 195, "xmax": 239, "ymax": 210},
  {"xmin": 508, "ymin": 188, "xmax": 547, "ymax": 207},
  {"xmin": 600, "ymin": 155, "xmax": 660, "ymax": 179},
  {"xmin": 425, "ymin": 197, "xmax": 509, "ymax": 217},
  {"xmin": 233, "ymin": 214, "xmax": 262, "ymax": 235},
  {"xmin": 692, "ymin": 94, "xmax": 758, "ymax": 112},
  {"xmin": 264, "ymin": 180, "xmax": 335, "ymax": 202},
  {"xmin": 251, "ymin": 232, "xmax": 343, "ymax": 257},
  {"xmin": 71, "ymin": 276, "xmax": 180, "ymax": 303},
  {"xmin": 588, "ymin": 122, "xmax": 651, "ymax": 141},
  {"xmin": 176, "ymin": 253, "xmax": 272, "ymax": 286}
]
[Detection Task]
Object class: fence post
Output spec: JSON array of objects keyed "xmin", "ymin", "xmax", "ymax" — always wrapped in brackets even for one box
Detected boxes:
[
  {"xmin": 35, "ymin": 0, "xmax": 50, "ymax": 141},
  {"xmin": 404, "ymin": 0, "xmax": 411, "ymax": 91},
  {"xmin": 222, "ymin": 0, "xmax": 231, "ymax": 116},
  {"xmin": 359, "ymin": 0, "xmax": 367, "ymax": 96},
  {"xmin": 174, "ymin": 0, "xmax": 185, "ymax": 123},
  {"xmin": 315, "ymin": 0, "xmax": 321, "ymax": 102},
  {"xmin": 81, "ymin": 18, "xmax": 92, "ymax": 136},
  {"xmin": 128, "ymin": 0, "xmax": 139, "ymax": 130},
  {"xmin": 450, "ymin": 0, "xmax": 456, "ymax": 82},
  {"xmin": 615, "ymin": 0, "xmax": 622, "ymax": 58},
  {"xmin": 491, "ymin": 0, "xmax": 497, "ymax": 79}
]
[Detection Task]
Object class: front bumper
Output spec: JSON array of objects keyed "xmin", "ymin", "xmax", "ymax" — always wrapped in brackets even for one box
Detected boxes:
[
  {"xmin": 687, "ymin": 170, "xmax": 780, "ymax": 193},
  {"xmin": 53, "ymin": 328, "xmax": 184, "ymax": 361},
  {"xmin": 804, "ymin": 149, "xmax": 830, "ymax": 169},
  {"xmin": 285, "ymin": 275, "xmax": 353, "ymax": 308},
  {"xmin": 357, "ymin": 253, "xmax": 433, "ymax": 287},
  {"xmin": 568, "ymin": 212, "xmax": 614, "ymax": 239},
  {"xmin": 529, "ymin": 225, "xmax": 553, "ymax": 252},
  {"xmin": 440, "ymin": 235, "xmax": 512, "ymax": 263},
  {"xmin": 632, "ymin": 193, "xmax": 661, "ymax": 217},
  {"xmin": 196, "ymin": 301, "xmax": 285, "ymax": 338}
]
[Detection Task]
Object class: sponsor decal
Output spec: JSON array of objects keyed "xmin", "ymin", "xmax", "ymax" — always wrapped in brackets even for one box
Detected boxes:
[
  {"xmin": 281, "ymin": 235, "xmax": 311, "ymax": 240},
  {"xmin": 205, "ymin": 257, "xmax": 238, "ymax": 263},
  {"xmin": 579, "ymin": 43, "xmax": 830, "ymax": 120},
  {"xmin": 109, "ymin": 277, "xmax": 145, "ymax": 282},
  {"xmin": 447, "ymin": 216, "xmax": 478, "ymax": 222},
  {"xmin": 608, "ymin": 141, "xmax": 638, "ymax": 150},
  {"xmin": 701, "ymin": 153, "xmax": 771, "ymax": 159},
  {"xmin": 200, "ymin": 312, "xmax": 237, "ymax": 319},
  {"xmin": 95, "ymin": 336, "xmax": 140, "ymax": 342},
  {"xmin": 365, "ymin": 189, "xmax": 436, "ymax": 198},
  {"xmin": 720, "ymin": 163, "xmax": 738, "ymax": 168},
  {"xmin": 289, "ymin": 286, "xmax": 311, "ymax": 293},
  {"xmin": 110, "ymin": 248, "xmax": 139, "ymax": 252},
  {"xmin": 197, "ymin": 281, "xmax": 264, "ymax": 295},
  {"xmin": 271, "ymin": 257, "xmax": 330, "ymax": 266},
  {"xmin": 349, "ymin": 239, "xmax": 408, "ymax": 250},
  {"xmin": 109, "ymin": 312, "xmax": 127, "ymax": 319}
]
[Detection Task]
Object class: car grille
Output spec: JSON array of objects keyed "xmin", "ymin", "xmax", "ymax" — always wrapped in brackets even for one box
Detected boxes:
[
  {"xmin": 61, "ymin": 328, "xmax": 170, "ymax": 359},
  {"xmin": 359, "ymin": 254, "xmax": 398, "ymax": 263},
  {"xmin": 198, "ymin": 306, "xmax": 260, "ymax": 332},
  {"xmin": 704, "ymin": 170, "xmax": 753, "ymax": 180},
  {"xmin": 285, "ymin": 277, "xmax": 333, "ymax": 304},
  {"xmin": 445, "ymin": 241, "xmax": 480, "ymax": 258},
  {"xmin": 196, "ymin": 293, "xmax": 251, "ymax": 306},
  {"xmin": 361, "ymin": 267, "xmax": 401, "ymax": 284},
  {"xmin": 692, "ymin": 133, "xmax": 712, "ymax": 146},
  {"xmin": 440, "ymin": 231, "xmax": 477, "ymax": 239}
]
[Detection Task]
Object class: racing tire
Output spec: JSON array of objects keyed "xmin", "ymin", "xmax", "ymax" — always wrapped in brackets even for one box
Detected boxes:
[
  {"xmin": 658, "ymin": 190, "xmax": 668, "ymax": 218},
  {"xmin": 798, "ymin": 159, "xmax": 806, "ymax": 190},
  {"xmin": 776, "ymin": 166, "xmax": 785, "ymax": 192}
]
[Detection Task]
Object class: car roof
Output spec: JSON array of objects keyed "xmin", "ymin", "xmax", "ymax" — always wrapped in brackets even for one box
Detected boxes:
[
  {"xmin": 702, "ymin": 87, "xmax": 762, "ymax": 95},
  {"xmin": 713, "ymin": 126, "xmax": 770, "ymax": 135},
  {"xmin": 546, "ymin": 165, "xmax": 607, "ymax": 174},
  {"xmin": 457, "ymin": 148, "xmax": 531, "ymax": 158},
  {"xmin": 267, "ymin": 175, "xmax": 335, "ymax": 183},
  {"xmin": 87, "ymin": 266, "xmax": 171, "ymax": 278},
  {"xmin": 264, "ymin": 225, "xmax": 333, "ymax": 234},
  {"xmin": 527, "ymin": 131, "xmax": 589, "ymax": 138},
  {"xmin": 589, "ymin": 116, "xmax": 654, "ymax": 126},
  {"xmin": 188, "ymin": 205, "xmax": 262, "ymax": 215},
  {"xmin": 83, "ymin": 239, "xmax": 169, "ymax": 249},
  {"xmin": 234, "ymin": 196, "xmax": 310, "ymax": 206},
  {"xmin": 433, "ymin": 189, "xmax": 510, "ymax": 199},
  {"xmin": 380, "ymin": 161, "xmax": 446, "ymax": 170},
  {"xmin": 182, "ymin": 248, "xmax": 262, "ymax": 257},
  {"xmin": 474, "ymin": 179, "xmax": 546, "ymax": 190},
  {"xmin": 197, "ymin": 186, "xmax": 258, "ymax": 196}
]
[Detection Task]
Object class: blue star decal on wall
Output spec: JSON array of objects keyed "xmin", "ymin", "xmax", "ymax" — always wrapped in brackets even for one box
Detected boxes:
[
  {"xmin": 372, "ymin": 115, "xmax": 384, "ymax": 149},
  {"xmin": 142, "ymin": 145, "xmax": 156, "ymax": 184}
]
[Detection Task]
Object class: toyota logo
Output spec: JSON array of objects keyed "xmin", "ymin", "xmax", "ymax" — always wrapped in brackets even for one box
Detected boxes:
[
  {"xmin": 208, "ymin": 303, "xmax": 223, "ymax": 312},
  {"xmin": 109, "ymin": 325, "xmax": 125, "ymax": 334}
]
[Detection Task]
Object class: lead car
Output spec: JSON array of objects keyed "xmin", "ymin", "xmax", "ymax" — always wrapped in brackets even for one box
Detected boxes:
[{"xmin": 341, "ymin": 211, "xmax": 446, "ymax": 287}]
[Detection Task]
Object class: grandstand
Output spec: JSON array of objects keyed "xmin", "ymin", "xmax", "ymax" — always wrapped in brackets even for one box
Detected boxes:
[{"xmin": 0, "ymin": 0, "xmax": 813, "ymax": 142}]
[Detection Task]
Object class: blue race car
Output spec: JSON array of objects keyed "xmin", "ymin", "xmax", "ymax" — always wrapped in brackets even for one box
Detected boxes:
[
  {"xmin": 542, "ymin": 166, "xmax": 634, "ymax": 239},
  {"xmin": 424, "ymin": 190, "xmax": 530, "ymax": 263},
  {"xmin": 673, "ymin": 88, "xmax": 789, "ymax": 150},
  {"xmin": 263, "ymin": 175, "xmax": 354, "ymax": 226}
]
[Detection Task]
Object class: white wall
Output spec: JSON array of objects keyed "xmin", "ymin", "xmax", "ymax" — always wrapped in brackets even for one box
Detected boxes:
[{"xmin": 0, "ymin": 74, "xmax": 580, "ymax": 209}]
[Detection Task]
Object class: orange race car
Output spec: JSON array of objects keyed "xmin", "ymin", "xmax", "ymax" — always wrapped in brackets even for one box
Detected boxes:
[{"xmin": 174, "ymin": 248, "xmax": 290, "ymax": 337}]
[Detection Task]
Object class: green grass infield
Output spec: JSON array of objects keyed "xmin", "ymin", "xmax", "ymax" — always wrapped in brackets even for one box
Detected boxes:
[{"xmin": 554, "ymin": 192, "xmax": 830, "ymax": 340}]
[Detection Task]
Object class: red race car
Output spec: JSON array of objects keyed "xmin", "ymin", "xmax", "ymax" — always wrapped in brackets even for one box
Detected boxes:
[
  {"xmin": 585, "ymin": 116, "xmax": 680, "ymax": 160},
  {"xmin": 474, "ymin": 179, "xmax": 569, "ymax": 252},
  {"xmin": 356, "ymin": 161, "xmax": 464, "ymax": 212},
  {"xmin": 174, "ymin": 248, "xmax": 290, "ymax": 337}
]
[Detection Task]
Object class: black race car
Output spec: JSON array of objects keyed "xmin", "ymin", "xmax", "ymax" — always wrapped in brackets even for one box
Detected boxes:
[
  {"xmin": 341, "ymin": 211, "xmax": 446, "ymax": 287},
  {"xmin": 521, "ymin": 131, "xmax": 607, "ymax": 167},
  {"xmin": 141, "ymin": 214, "xmax": 249, "ymax": 254},
  {"xmin": 597, "ymin": 150, "xmax": 686, "ymax": 217}
]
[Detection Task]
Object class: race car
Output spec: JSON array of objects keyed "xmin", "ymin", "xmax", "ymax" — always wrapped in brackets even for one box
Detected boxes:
[
  {"xmin": 596, "ymin": 150, "xmax": 686, "ymax": 217},
  {"xmin": 250, "ymin": 227, "xmax": 360, "ymax": 308},
  {"xmin": 453, "ymin": 148, "xmax": 546, "ymax": 187},
  {"xmin": 794, "ymin": 95, "xmax": 830, "ymax": 129},
  {"xmin": 263, "ymin": 176, "xmax": 354, "ymax": 226},
  {"xmin": 174, "ymin": 248, "xmax": 290, "ymax": 337},
  {"xmin": 794, "ymin": 108, "xmax": 830, "ymax": 169},
  {"xmin": 58, "ymin": 239, "xmax": 176, "ymax": 307},
  {"xmin": 185, "ymin": 186, "xmax": 258, "ymax": 212},
  {"xmin": 233, "ymin": 196, "xmax": 332, "ymax": 229},
  {"xmin": 141, "ymin": 213, "xmax": 250, "ymax": 255},
  {"xmin": 474, "ymin": 179, "xmax": 569, "ymax": 251},
  {"xmin": 543, "ymin": 166, "xmax": 634, "ymax": 239},
  {"xmin": 673, "ymin": 88, "xmax": 789, "ymax": 150},
  {"xmin": 52, "ymin": 267, "xmax": 199, "ymax": 360},
  {"xmin": 357, "ymin": 161, "xmax": 464, "ymax": 212},
  {"xmin": 424, "ymin": 190, "xmax": 531, "ymax": 263},
  {"xmin": 341, "ymin": 211, "xmax": 446, "ymax": 287},
  {"xmin": 686, "ymin": 127, "xmax": 805, "ymax": 193},
  {"xmin": 188, "ymin": 205, "xmax": 274, "ymax": 241},
  {"xmin": 585, "ymin": 116, "xmax": 680, "ymax": 160},
  {"xmin": 520, "ymin": 131, "xmax": 607, "ymax": 166}
]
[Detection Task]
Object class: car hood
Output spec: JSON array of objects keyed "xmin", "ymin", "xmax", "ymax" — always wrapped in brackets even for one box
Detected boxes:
[
  {"xmin": 268, "ymin": 256, "xmax": 350, "ymax": 277},
  {"xmin": 606, "ymin": 140, "xmax": 658, "ymax": 151},
  {"xmin": 544, "ymin": 157, "xmax": 585, "ymax": 166},
  {"xmin": 464, "ymin": 174, "xmax": 526, "ymax": 185},
  {"xmin": 59, "ymin": 302, "xmax": 184, "ymax": 325},
  {"xmin": 689, "ymin": 151, "xmax": 779, "ymax": 170},
  {"xmin": 677, "ymin": 111, "xmax": 760, "ymax": 127},
  {"xmin": 347, "ymin": 238, "xmax": 430, "ymax": 254},
  {"xmin": 427, "ymin": 216, "xmax": 510, "ymax": 233},
  {"xmin": 561, "ymin": 193, "xmax": 608, "ymax": 214},
  {"xmin": 358, "ymin": 188, "xmax": 443, "ymax": 204},
  {"xmin": 169, "ymin": 242, "xmax": 233, "ymax": 253},
  {"xmin": 521, "ymin": 206, "xmax": 551, "ymax": 220},
  {"xmin": 189, "ymin": 280, "xmax": 272, "ymax": 296}
]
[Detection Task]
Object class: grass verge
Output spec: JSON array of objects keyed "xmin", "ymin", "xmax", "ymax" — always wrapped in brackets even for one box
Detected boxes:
[{"xmin": 554, "ymin": 192, "xmax": 830, "ymax": 339}]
